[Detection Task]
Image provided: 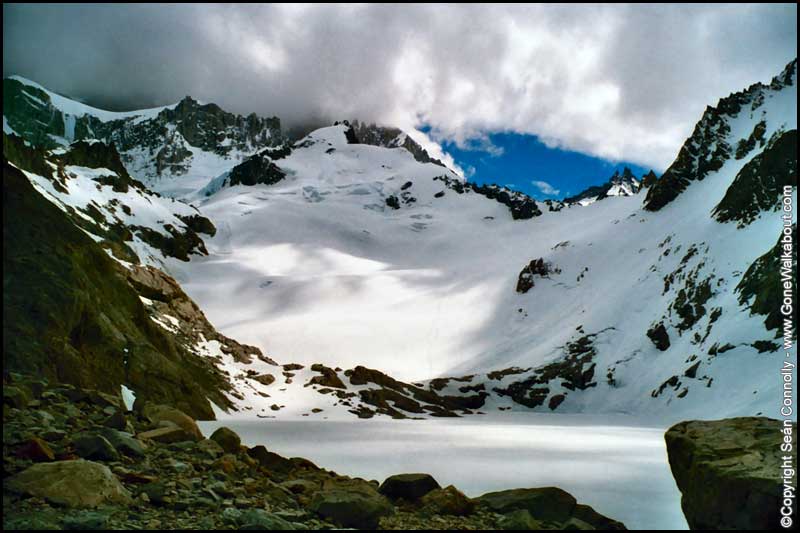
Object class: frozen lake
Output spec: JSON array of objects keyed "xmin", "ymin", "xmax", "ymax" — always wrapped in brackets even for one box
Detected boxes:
[{"xmin": 199, "ymin": 413, "xmax": 687, "ymax": 530}]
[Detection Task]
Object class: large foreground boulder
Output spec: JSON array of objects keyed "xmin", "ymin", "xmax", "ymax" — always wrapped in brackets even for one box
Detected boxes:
[
  {"xmin": 665, "ymin": 417, "xmax": 797, "ymax": 530},
  {"xmin": 6, "ymin": 459, "xmax": 132, "ymax": 507}
]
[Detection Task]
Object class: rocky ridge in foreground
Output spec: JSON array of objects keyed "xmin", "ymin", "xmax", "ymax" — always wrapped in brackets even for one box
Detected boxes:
[{"xmin": 2, "ymin": 373, "xmax": 626, "ymax": 530}]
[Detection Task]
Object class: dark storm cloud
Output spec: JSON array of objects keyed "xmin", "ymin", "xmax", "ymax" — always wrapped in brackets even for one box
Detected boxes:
[{"xmin": 3, "ymin": 3, "xmax": 797, "ymax": 168}]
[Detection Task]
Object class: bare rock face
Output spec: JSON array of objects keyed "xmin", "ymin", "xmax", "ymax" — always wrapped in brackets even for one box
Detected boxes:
[
  {"xmin": 665, "ymin": 417, "xmax": 797, "ymax": 530},
  {"xmin": 2, "ymin": 160, "xmax": 231, "ymax": 421},
  {"xmin": 6, "ymin": 459, "xmax": 132, "ymax": 508},
  {"xmin": 126, "ymin": 264, "xmax": 271, "ymax": 366}
]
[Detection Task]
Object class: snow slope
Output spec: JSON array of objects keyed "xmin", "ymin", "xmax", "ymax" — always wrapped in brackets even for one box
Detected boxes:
[
  {"xmin": 5, "ymin": 61, "xmax": 796, "ymax": 423},
  {"xmin": 6, "ymin": 75, "xmax": 176, "ymax": 125},
  {"xmin": 171, "ymin": 59, "xmax": 796, "ymax": 421},
  {"xmin": 15, "ymin": 142, "xmax": 214, "ymax": 270}
]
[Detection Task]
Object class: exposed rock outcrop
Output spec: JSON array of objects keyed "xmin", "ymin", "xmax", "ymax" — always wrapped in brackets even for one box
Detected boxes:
[
  {"xmin": 736, "ymin": 223, "xmax": 797, "ymax": 335},
  {"xmin": 647, "ymin": 323, "xmax": 671, "ymax": 351},
  {"xmin": 433, "ymin": 174, "xmax": 542, "ymax": 220},
  {"xmin": 3, "ymin": 77, "xmax": 285, "ymax": 179},
  {"xmin": 345, "ymin": 120, "xmax": 446, "ymax": 167},
  {"xmin": 516, "ymin": 258, "xmax": 557, "ymax": 293},
  {"xmin": 4, "ymin": 133, "xmax": 214, "ymax": 264},
  {"xmin": 713, "ymin": 129, "xmax": 797, "ymax": 227},
  {"xmin": 645, "ymin": 59, "xmax": 796, "ymax": 211},
  {"xmin": 3, "ymin": 159, "xmax": 232, "ymax": 419},
  {"xmin": 126, "ymin": 264, "xmax": 270, "ymax": 366}
]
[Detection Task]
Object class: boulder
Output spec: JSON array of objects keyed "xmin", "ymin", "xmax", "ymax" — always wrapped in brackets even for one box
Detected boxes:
[
  {"xmin": 238, "ymin": 509, "xmax": 296, "ymax": 530},
  {"xmin": 497, "ymin": 509, "xmax": 543, "ymax": 530},
  {"xmin": 62, "ymin": 510, "xmax": 111, "ymax": 530},
  {"xmin": 248, "ymin": 445, "xmax": 294, "ymax": 473},
  {"xmin": 572, "ymin": 504, "xmax": 626, "ymax": 530},
  {"xmin": 281, "ymin": 479, "xmax": 319, "ymax": 495},
  {"xmin": 197, "ymin": 438, "xmax": 225, "ymax": 459},
  {"xmin": 251, "ymin": 373, "xmax": 276, "ymax": 386},
  {"xmin": 420, "ymin": 485, "xmax": 475, "ymax": 516},
  {"xmin": 477, "ymin": 487, "xmax": 577, "ymax": 523},
  {"xmin": 96, "ymin": 428, "xmax": 146, "ymax": 458},
  {"xmin": 141, "ymin": 404, "xmax": 202, "ymax": 441},
  {"xmin": 73, "ymin": 434, "xmax": 120, "ymax": 462},
  {"xmin": 665, "ymin": 417, "xmax": 797, "ymax": 530},
  {"xmin": 6, "ymin": 459, "xmax": 132, "ymax": 507},
  {"xmin": 102, "ymin": 410, "xmax": 127, "ymax": 430},
  {"xmin": 139, "ymin": 482, "xmax": 167, "ymax": 505},
  {"xmin": 210, "ymin": 426, "xmax": 242, "ymax": 454},
  {"xmin": 310, "ymin": 487, "xmax": 394, "ymax": 529},
  {"xmin": 3, "ymin": 385, "xmax": 31, "ymax": 409},
  {"xmin": 15, "ymin": 437, "xmax": 55, "ymax": 462},
  {"xmin": 379, "ymin": 473, "xmax": 441, "ymax": 501},
  {"xmin": 137, "ymin": 425, "xmax": 195, "ymax": 444},
  {"xmin": 567, "ymin": 503, "xmax": 627, "ymax": 531}
]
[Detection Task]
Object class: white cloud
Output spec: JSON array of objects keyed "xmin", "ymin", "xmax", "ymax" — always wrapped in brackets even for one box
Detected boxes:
[
  {"xmin": 4, "ymin": 4, "xmax": 796, "ymax": 169},
  {"xmin": 531, "ymin": 180, "xmax": 560, "ymax": 197}
]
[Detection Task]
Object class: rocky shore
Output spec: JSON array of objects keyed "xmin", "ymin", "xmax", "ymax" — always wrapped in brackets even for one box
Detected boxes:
[{"xmin": 3, "ymin": 373, "xmax": 626, "ymax": 530}]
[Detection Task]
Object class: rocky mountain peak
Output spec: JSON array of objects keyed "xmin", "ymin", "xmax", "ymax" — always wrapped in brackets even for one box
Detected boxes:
[
  {"xmin": 644, "ymin": 57, "xmax": 797, "ymax": 211},
  {"xmin": 641, "ymin": 170, "xmax": 658, "ymax": 188},
  {"xmin": 563, "ymin": 167, "xmax": 643, "ymax": 206},
  {"xmin": 345, "ymin": 119, "xmax": 446, "ymax": 167},
  {"xmin": 2, "ymin": 77, "xmax": 285, "ymax": 193}
]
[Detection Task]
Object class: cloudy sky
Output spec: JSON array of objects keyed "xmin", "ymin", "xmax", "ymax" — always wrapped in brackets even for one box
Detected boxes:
[{"xmin": 3, "ymin": 4, "xmax": 797, "ymax": 195}]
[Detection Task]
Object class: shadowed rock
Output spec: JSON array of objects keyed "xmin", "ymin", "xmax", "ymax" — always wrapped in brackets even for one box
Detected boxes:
[
  {"xmin": 210, "ymin": 427, "xmax": 242, "ymax": 454},
  {"xmin": 310, "ymin": 486, "xmax": 394, "ymax": 529},
  {"xmin": 665, "ymin": 417, "xmax": 797, "ymax": 530},
  {"xmin": 379, "ymin": 473, "xmax": 441, "ymax": 501}
]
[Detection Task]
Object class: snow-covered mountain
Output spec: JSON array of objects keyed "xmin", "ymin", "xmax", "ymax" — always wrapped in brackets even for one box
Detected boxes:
[
  {"xmin": 563, "ymin": 167, "xmax": 645, "ymax": 206},
  {"xmin": 3, "ymin": 76, "xmax": 284, "ymax": 197},
  {"xmin": 3, "ymin": 58, "xmax": 796, "ymax": 422}
]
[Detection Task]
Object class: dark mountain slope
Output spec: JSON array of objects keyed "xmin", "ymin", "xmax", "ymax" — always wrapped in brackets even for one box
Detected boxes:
[{"xmin": 3, "ymin": 159, "xmax": 233, "ymax": 419}]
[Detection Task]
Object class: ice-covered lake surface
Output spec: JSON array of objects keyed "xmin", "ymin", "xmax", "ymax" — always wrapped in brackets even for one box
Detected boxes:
[{"xmin": 199, "ymin": 413, "xmax": 687, "ymax": 530}]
